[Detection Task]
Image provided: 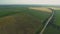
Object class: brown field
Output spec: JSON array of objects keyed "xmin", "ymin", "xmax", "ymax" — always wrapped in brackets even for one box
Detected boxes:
[
  {"xmin": 0, "ymin": 13, "xmax": 41, "ymax": 34},
  {"xmin": 45, "ymin": 7, "xmax": 60, "ymax": 10},
  {"xmin": 28, "ymin": 7, "xmax": 60, "ymax": 12},
  {"xmin": 0, "ymin": 16, "xmax": 16, "ymax": 26},
  {"xmin": 28, "ymin": 7, "xmax": 52, "ymax": 13},
  {"xmin": 42, "ymin": 7, "xmax": 60, "ymax": 10}
]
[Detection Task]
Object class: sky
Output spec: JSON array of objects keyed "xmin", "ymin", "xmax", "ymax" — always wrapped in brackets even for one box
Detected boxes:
[{"xmin": 0, "ymin": 0, "xmax": 60, "ymax": 5}]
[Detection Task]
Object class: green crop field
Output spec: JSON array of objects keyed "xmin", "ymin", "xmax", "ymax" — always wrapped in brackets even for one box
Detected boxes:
[
  {"xmin": 0, "ymin": 5, "xmax": 51, "ymax": 34},
  {"xmin": 54, "ymin": 10, "xmax": 60, "ymax": 26}
]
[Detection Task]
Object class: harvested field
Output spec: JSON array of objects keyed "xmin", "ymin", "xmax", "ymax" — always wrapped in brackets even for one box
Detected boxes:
[{"xmin": 28, "ymin": 7, "xmax": 52, "ymax": 13}]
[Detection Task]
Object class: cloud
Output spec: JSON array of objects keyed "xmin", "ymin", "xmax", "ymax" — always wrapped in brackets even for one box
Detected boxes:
[{"xmin": 0, "ymin": 0, "xmax": 60, "ymax": 5}]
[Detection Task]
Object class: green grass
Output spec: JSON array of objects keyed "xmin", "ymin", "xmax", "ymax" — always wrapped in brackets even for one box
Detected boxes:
[
  {"xmin": 43, "ymin": 25, "xmax": 60, "ymax": 34},
  {"xmin": 54, "ymin": 10, "xmax": 60, "ymax": 26},
  {"xmin": 0, "ymin": 7, "xmax": 28, "ymax": 17},
  {"xmin": 0, "ymin": 11, "xmax": 19, "ymax": 17}
]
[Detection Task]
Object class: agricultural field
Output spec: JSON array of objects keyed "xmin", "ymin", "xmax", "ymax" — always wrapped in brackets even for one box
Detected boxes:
[
  {"xmin": 28, "ymin": 7, "xmax": 52, "ymax": 13},
  {"xmin": 54, "ymin": 10, "xmax": 60, "ymax": 26},
  {"xmin": 0, "ymin": 5, "xmax": 60, "ymax": 34},
  {"xmin": 0, "ymin": 5, "xmax": 51, "ymax": 34}
]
